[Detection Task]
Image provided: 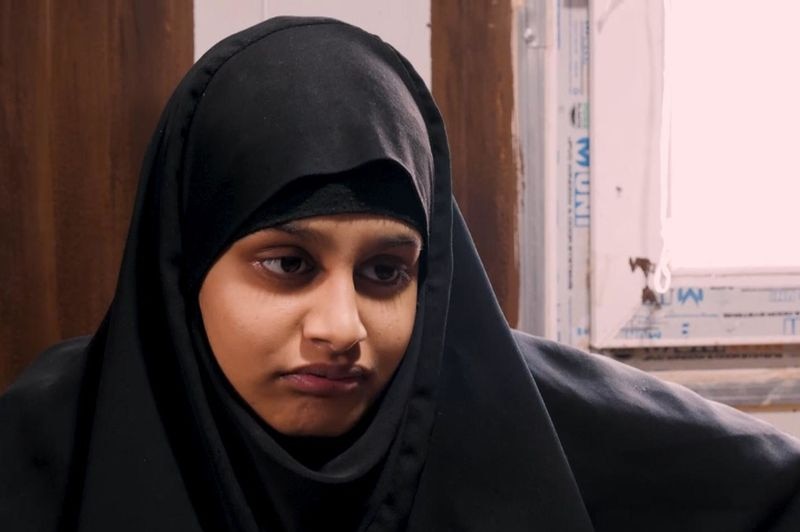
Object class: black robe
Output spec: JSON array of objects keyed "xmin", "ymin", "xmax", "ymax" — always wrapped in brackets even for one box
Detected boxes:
[{"xmin": 2, "ymin": 16, "xmax": 800, "ymax": 532}]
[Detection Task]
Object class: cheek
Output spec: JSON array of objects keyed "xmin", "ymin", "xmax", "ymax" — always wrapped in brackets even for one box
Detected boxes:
[
  {"xmin": 363, "ymin": 283, "xmax": 418, "ymax": 374},
  {"xmin": 198, "ymin": 265, "xmax": 299, "ymax": 386}
]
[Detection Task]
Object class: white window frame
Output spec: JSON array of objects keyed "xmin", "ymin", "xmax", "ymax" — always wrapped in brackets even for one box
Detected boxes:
[
  {"xmin": 516, "ymin": 0, "xmax": 800, "ymax": 407},
  {"xmin": 590, "ymin": 0, "xmax": 800, "ymax": 350}
]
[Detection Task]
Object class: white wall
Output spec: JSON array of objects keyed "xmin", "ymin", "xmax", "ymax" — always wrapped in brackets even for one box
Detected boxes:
[
  {"xmin": 193, "ymin": 0, "xmax": 262, "ymax": 60},
  {"xmin": 751, "ymin": 411, "xmax": 800, "ymax": 441},
  {"xmin": 193, "ymin": 0, "xmax": 431, "ymax": 86}
]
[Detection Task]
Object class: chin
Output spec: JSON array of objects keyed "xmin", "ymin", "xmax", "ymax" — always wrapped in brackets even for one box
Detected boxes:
[
  {"xmin": 275, "ymin": 422, "xmax": 354, "ymax": 438},
  {"xmin": 267, "ymin": 408, "xmax": 365, "ymax": 438},
  {"xmin": 289, "ymin": 426, "xmax": 349, "ymax": 437}
]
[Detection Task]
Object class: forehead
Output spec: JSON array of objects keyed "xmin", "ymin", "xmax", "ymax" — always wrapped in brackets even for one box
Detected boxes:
[{"xmin": 269, "ymin": 214, "xmax": 423, "ymax": 245}]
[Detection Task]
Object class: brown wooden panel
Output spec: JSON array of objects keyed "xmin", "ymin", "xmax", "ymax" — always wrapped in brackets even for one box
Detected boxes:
[
  {"xmin": 431, "ymin": 0, "xmax": 520, "ymax": 326},
  {"xmin": 0, "ymin": 0, "xmax": 193, "ymax": 391}
]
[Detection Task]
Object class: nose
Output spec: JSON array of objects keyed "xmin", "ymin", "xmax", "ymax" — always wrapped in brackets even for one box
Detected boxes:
[{"xmin": 302, "ymin": 270, "xmax": 367, "ymax": 354}]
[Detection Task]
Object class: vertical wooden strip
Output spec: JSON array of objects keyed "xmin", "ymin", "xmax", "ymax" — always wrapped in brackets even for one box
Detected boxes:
[
  {"xmin": 0, "ymin": 0, "xmax": 193, "ymax": 391},
  {"xmin": 431, "ymin": 0, "xmax": 520, "ymax": 326},
  {"xmin": 0, "ymin": 0, "xmax": 61, "ymax": 388}
]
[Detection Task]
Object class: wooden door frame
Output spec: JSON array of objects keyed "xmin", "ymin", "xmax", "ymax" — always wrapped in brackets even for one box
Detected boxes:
[
  {"xmin": 0, "ymin": 0, "xmax": 193, "ymax": 390},
  {"xmin": 432, "ymin": 0, "xmax": 521, "ymax": 326}
]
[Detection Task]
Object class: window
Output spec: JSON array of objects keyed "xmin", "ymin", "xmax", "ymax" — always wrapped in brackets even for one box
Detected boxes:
[
  {"xmin": 518, "ymin": 0, "xmax": 800, "ymax": 406},
  {"xmin": 591, "ymin": 0, "xmax": 800, "ymax": 351}
]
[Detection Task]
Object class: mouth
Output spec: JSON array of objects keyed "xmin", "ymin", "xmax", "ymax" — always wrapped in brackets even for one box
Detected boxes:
[{"xmin": 279, "ymin": 364, "xmax": 369, "ymax": 396}]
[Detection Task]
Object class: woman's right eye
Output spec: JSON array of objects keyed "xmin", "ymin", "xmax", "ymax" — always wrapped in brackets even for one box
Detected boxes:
[{"xmin": 258, "ymin": 256, "xmax": 314, "ymax": 276}]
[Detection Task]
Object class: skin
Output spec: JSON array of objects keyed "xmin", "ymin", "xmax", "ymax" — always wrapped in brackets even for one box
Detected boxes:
[{"xmin": 199, "ymin": 214, "xmax": 423, "ymax": 437}]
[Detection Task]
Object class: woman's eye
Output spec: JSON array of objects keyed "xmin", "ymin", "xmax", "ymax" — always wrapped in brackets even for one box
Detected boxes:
[
  {"xmin": 360, "ymin": 261, "xmax": 408, "ymax": 284},
  {"xmin": 259, "ymin": 256, "xmax": 313, "ymax": 276}
]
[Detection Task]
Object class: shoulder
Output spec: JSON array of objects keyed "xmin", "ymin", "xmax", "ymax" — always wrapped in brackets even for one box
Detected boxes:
[
  {"xmin": 0, "ymin": 337, "xmax": 91, "ymax": 528},
  {"xmin": 512, "ymin": 329, "xmax": 673, "ymax": 395},
  {"xmin": 1, "ymin": 335, "xmax": 90, "ymax": 464},
  {"xmin": 510, "ymin": 330, "xmax": 800, "ymax": 531},
  {"xmin": 2, "ymin": 335, "xmax": 90, "ymax": 409},
  {"xmin": 510, "ymin": 329, "xmax": 784, "ymax": 439}
]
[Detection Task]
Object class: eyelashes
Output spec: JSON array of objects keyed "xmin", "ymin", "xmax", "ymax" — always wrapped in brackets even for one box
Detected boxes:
[
  {"xmin": 254, "ymin": 251, "xmax": 414, "ymax": 290},
  {"xmin": 259, "ymin": 256, "xmax": 314, "ymax": 276},
  {"xmin": 359, "ymin": 262, "xmax": 410, "ymax": 285}
]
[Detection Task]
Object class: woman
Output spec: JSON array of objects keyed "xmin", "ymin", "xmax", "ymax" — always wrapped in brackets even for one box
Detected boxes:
[{"xmin": 2, "ymin": 17, "xmax": 800, "ymax": 531}]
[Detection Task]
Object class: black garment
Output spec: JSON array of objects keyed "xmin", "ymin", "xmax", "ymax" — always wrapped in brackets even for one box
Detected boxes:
[
  {"xmin": 2, "ymin": 16, "xmax": 800, "ymax": 532},
  {"xmin": 231, "ymin": 160, "xmax": 429, "ymax": 246}
]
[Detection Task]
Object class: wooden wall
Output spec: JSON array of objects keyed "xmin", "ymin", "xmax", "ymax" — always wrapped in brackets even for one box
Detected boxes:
[
  {"xmin": 1, "ymin": 0, "xmax": 521, "ymax": 390},
  {"xmin": 0, "ymin": 0, "xmax": 193, "ymax": 391},
  {"xmin": 431, "ymin": 0, "xmax": 520, "ymax": 326}
]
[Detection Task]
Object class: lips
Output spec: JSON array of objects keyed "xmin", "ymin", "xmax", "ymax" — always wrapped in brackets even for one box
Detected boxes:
[{"xmin": 279, "ymin": 364, "xmax": 368, "ymax": 395}]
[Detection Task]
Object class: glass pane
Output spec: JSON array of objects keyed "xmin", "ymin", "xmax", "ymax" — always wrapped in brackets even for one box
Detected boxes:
[{"xmin": 668, "ymin": 0, "xmax": 800, "ymax": 270}]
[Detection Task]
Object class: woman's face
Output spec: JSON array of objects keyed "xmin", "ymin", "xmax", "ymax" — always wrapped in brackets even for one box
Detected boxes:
[{"xmin": 199, "ymin": 214, "xmax": 423, "ymax": 437}]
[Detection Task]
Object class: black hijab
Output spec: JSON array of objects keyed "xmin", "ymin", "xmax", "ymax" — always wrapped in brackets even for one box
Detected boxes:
[
  {"xmin": 5, "ymin": 15, "xmax": 800, "ymax": 532},
  {"xmin": 0, "ymin": 16, "xmax": 589, "ymax": 531}
]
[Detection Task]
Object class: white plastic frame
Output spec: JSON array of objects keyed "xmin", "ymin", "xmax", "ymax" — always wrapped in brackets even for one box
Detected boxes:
[{"xmin": 589, "ymin": 0, "xmax": 800, "ymax": 349}]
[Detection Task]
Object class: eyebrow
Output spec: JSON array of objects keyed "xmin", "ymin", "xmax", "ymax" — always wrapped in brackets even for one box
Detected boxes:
[
  {"xmin": 374, "ymin": 234, "xmax": 424, "ymax": 250},
  {"xmin": 269, "ymin": 221, "xmax": 423, "ymax": 250},
  {"xmin": 269, "ymin": 221, "xmax": 319, "ymax": 240}
]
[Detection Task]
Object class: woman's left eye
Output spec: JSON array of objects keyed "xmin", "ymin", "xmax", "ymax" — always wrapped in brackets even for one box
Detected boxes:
[
  {"xmin": 258, "ymin": 256, "xmax": 314, "ymax": 276},
  {"xmin": 359, "ymin": 261, "xmax": 408, "ymax": 284}
]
